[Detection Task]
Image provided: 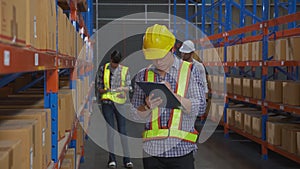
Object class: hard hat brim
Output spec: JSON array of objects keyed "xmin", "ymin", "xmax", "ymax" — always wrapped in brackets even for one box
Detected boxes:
[
  {"xmin": 179, "ymin": 47, "xmax": 194, "ymax": 53},
  {"xmin": 143, "ymin": 48, "xmax": 169, "ymax": 60}
]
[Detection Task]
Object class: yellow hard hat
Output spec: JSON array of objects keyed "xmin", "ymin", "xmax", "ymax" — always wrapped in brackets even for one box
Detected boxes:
[{"xmin": 143, "ymin": 24, "xmax": 175, "ymax": 60}]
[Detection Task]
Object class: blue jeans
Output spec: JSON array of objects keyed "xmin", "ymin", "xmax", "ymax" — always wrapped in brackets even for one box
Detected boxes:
[{"xmin": 101, "ymin": 103, "xmax": 131, "ymax": 165}]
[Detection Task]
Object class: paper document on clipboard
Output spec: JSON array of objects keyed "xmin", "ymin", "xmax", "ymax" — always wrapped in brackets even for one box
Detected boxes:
[{"xmin": 136, "ymin": 81, "xmax": 182, "ymax": 109}]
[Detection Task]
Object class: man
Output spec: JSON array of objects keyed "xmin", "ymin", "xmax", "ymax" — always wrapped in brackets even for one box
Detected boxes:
[
  {"xmin": 98, "ymin": 50, "xmax": 133, "ymax": 169},
  {"xmin": 179, "ymin": 40, "xmax": 208, "ymax": 94},
  {"xmin": 131, "ymin": 24, "xmax": 206, "ymax": 169}
]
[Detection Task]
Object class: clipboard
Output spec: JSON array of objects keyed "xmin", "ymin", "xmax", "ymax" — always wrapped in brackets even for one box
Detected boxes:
[{"xmin": 136, "ymin": 81, "xmax": 182, "ymax": 109}]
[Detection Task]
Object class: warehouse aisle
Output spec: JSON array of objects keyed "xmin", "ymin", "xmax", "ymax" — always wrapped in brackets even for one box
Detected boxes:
[{"xmin": 79, "ymin": 121, "xmax": 300, "ymax": 169}]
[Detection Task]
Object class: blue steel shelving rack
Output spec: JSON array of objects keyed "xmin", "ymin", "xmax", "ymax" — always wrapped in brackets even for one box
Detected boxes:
[{"xmin": 174, "ymin": 0, "xmax": 300, "ymax": 163}]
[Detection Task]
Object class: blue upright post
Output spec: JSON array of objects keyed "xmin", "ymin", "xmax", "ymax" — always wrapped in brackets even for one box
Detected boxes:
[
  {"xmin": 274, "ymin": 0, "xmax": 279, "ymax": 32},
  {"xmin": 225, "ymin": 0, "xmax": 232, "ymax": 31},
  {"xmin": 210, "ymin": 0, "xmax": 214, "ymax": 36},
  {"xmin": 185, "ymin": 0, "xmax": 189, "ymax": 40},
  {"xmin": 288, "ymin": 0, "xmax": 296, "ymax": 29},
  {"xmin": 218, "ymin": 1, "xmax": 222, "ymax": 34},
  {"xmin": 252, "ymin": 0, "xmax": 257, "ymax": 35},
  {"xmin": 202, "ymin": 0, "xmax": 206, "ymax": 35},
  {"xmin": 240, "ymin": 0, "xmax": 245, "ymax": 38},
  {"xmin": 261, "ymin": 0, "xmax": 269, "ymax": 161}
]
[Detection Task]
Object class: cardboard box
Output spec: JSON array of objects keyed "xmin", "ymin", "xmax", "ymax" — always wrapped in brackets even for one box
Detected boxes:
[
  {"xmin": 0, "ymin": 120, "xmax": 36, "ymax": 169},
  {"xmin": 58, "ymin": 94, "xmax": 67, "ymax": 139},
  {"xmin": 25, "ymin": 0, "xmax": 38, "ymax": 48},
  {"xmin": 252, "ymin": 41, "xmax": 262, "ymax": 61},
  {"xmin": 281, "ymin": 127, "xmax": 300, "ymax": 154},
  {"xmin": 0, "ymin": 151, "xmax": 9, "ymax": 169},
  {"xmin": 218, "ymin": 47, "xmax": 224, "ymax": 62},
  {"xmin": 268, "ymin": 40, "xmax": 275, "ymax": 59},
  {"xmin": 61, "ymin": 159, "xmax": 72, "ymax": 169},
  {"xmin": 0, "ymin": 109, "xmax": 51, "ymax": 168},
  {"xmin": 218, "ymin": 76, "xmax": 224, "ymax": 92},
  {"xmin": 77, "ymin": 125, "xmax": 84, "ymax": 155},
  {"xmin": 252, "ymin": 115, "xmax": 262, "ymax": 138},
  {"xmin": 267, "ymin": 121, "xmax": 283, "ymax": 145},
  {"xmin": 243, "ymin": 78, "xmax": 253, "ymax": 98},
  {"xmin": 47, "ymin": 0, "xmax": 57, "ymax": 51},
  {"xmin": 242, "ymin": 43, "xmax": 252, "ymax": 61},
  {"xmin": 275, "ymin": 39, "xmax": 288, "ymax": 61},
  {"xmin": 234, "ymin": 44, "xmax": 242, "ymax": 62},
  {"xmin": 287, "ymin": 36, "xmax": 300, "ymax": 61},
  {"xmin": 266, "ymin": 81, "xmax": 283, "ymax": 103},
  {"xmin": 0, "ymin": 140, "xmax": 22, "ymax": 169},
  {"xmin": 226, "ymin": 77, "xmax": 233, "ymax": 94},
  {"xmin": 244, "ymin": 113, "xmax": 253, "ymax": 134},
  {"xmin": 211, "ymin": 76, "xmax": 219, "ymax": 92},
  {"xmin": 59, "ymin": 90, "xmax": 75, "ymax": 132},
  {"xmin": 253, "ymin": 79, "xmax": 262, "ymax": 100},
  {"xmin": 283, "ymin": 81, "xmax": 300, "ymax": 106},
  {"xmin": 65, "ymin": 148, "xmax": 75, "ymax": 169},
  {"xmin": 266, "ymin": 121, "xmax": 298, "ymax": 146},
  {"xmin": 235, "ymin": 110, "xmax": 245, "ymax": 130},
  {"xmin": 227, "ymin": 46, "xmax": 234, "ymax": 62},
  {"xmin": 233, "ymin": 78, "xmax": 243, "ymax": 95},
  {"xmin": 0, "ymin": 0, "xmax": 26, "ymax": 46},
  {"xmin": 218, "ymin": 104, "xmax": 224, "ymax": 122},
  {"xmin": 227, "ymin": 108, "xmax": 235, "ymax": 126}
]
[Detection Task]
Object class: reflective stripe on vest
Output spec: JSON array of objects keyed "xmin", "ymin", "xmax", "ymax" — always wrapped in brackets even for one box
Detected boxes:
[
  {"xmin": 101, "ymin": 63, "xmax": 128, "ymax": 104},
  {"xmin": 142, "ymin": 61, "xmax": 198, "ymax": 143}
]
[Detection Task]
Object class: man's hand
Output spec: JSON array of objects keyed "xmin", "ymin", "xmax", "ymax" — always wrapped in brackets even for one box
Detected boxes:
[{"xmin": 146, "ymin": 93, "xmax": 163, "ymax": 110}]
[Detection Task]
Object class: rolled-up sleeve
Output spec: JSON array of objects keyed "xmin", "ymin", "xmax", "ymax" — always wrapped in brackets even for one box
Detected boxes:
[{"xmin": 187, "ymin": 67, "xmax": 206, "ymax": 116}]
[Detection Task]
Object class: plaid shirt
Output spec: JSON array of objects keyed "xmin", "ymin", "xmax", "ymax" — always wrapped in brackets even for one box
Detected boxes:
[
  {"xmin": 192, "ymin": 59, "xmax": 208, "ymax": 93},
  {"xmin": 131, "ymin": 56, "xmax": 206, "ymax": 157},
  {"xmin": 97, "ymin": 63, "xmax": 132, "ymax": 96}
]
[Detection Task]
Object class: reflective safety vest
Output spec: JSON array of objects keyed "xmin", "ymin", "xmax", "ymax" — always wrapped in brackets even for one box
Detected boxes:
[
  {"xmin": 101, "ymin": 63, "xmax": 128, "ymax": 104},
  {"xmin": 142, "ymin": 61, "xmax": 198, "ymax": 143}
]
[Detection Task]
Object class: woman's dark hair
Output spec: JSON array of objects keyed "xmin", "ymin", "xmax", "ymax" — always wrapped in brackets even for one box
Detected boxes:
[{"xmin": 111, "ymin": 50, "xmax": 122, "ymax": 63}]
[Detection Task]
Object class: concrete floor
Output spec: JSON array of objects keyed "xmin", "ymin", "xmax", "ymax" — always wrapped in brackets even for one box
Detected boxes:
[{"xmin": 79, "ymin": 120, "xmax": 300, "ymax": 169}]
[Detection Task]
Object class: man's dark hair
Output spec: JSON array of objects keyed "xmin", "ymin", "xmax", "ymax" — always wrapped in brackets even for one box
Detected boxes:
[{"xmin": 111, "ymin": 50, "xmax": 122, "ymax": 63}]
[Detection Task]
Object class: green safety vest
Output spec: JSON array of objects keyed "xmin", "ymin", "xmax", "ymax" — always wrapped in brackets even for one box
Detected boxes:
[
  {"xmin": 101, "ymin": 63, "xmax": 128, "ymax": 104},
  {"xmin": 142, "ymin": 61, "xmax": 198, "ymax": 143}
]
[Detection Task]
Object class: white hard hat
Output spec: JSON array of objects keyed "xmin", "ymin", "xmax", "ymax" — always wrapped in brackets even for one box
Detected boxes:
[{"xmin": 179, "ymin": 40, "xmax": 195, "ymax": 53}]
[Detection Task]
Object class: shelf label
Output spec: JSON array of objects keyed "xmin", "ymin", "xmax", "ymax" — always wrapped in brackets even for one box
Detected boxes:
[
  {"xmin": 264, "ymin": 102, "xmax": 268, "ymax": 106},
  {"xmin": 280, "ymin": 105, "xmax": 284, "ymax": 110},
  {"xmin": 34, "ymin": 53, "xmax": 39, "ymax": 66},
  {"xmin": 257, "ymin": 101, "xmax": 262, "ymax": 105},
  {"xmin": 246, "ymin": 62, "xmax": 249, "ymax": 66},
  {"xmin": 42, "ymin": 128, "xmax": 46, "ymax": 147},
  {"xmin": 259, "ymin": 62, "xmax": 262, "ymax": 66},
  {"xmin": 30, "ymin": 147, "xmax": 33, "ymax": 169},
  {"xmin": 245, "ymin": 98, "xmax": 249, "ymax": 102},
  {"xmin": 4, "ymin": 50, "xmax": 10, "ymax": 66},
  {"xmin": 234, "ymin": 62, "xmax": 237, "ymax": 66},
  {"xmin": 234, "ymin": 95, "xmax": 237, "ymax": 99},
  {"xmin": 281, "ymin": 61, "xmax": 284, "ymax": 66}
]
